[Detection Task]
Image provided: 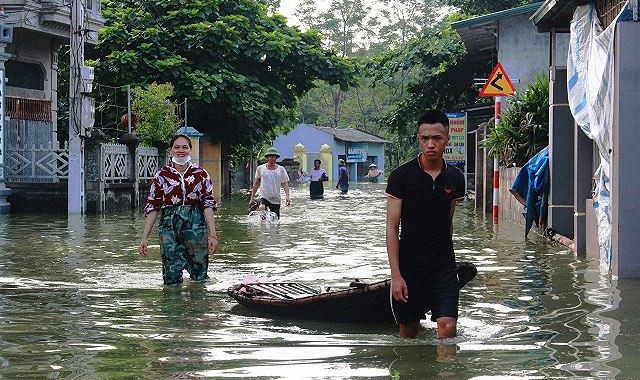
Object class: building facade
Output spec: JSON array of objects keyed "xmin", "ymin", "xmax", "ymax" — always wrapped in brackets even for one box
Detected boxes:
[{"xmin": 273, "ymin": 123, "xmax": 389, "ymax": 182}]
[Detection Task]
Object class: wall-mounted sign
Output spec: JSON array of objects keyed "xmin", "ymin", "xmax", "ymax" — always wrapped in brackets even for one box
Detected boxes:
[
  {"xmin": 347, "ymin": 142, "xmax": 368, "ymax": 163},
  {"xmin": 445, "ymin": 112, "xmax": 467, "ymax": 166}
]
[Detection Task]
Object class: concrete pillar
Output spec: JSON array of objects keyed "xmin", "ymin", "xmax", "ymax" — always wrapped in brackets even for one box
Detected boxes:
[
  {"xmin": 548, "ymin": 66, "xmax": 575, "ymax": 238},
  {"xmin": 483, "ymin": 126, "xmax": 492, "ymax": 214},
  {"xmin": 574, "ymin": 121, "xmax": 593, "ymax": 255},
  {"xmin": 294, "ymin": 143, "xmax": 306, "ymax": 172},
  {"xmin": 320, "ymin": 144, "xmax": 332, "ymax": 181},
  {"xmin": 84, "ymin": 134, "xmax": 110, "ymax": 212},
  {"xmin": 201, "ymin": 138, "xmax": 222, "ymax": 201},
  {"xmin": 612, "ymin": 21, "xmax": 640, "ymax": 278},
  {"xmin": 0, "ymin": 12, "xmax": 13, "ymax": 214}
]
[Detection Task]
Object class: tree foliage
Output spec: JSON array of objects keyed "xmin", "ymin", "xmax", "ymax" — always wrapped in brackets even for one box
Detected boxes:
[
  {"xmin": 445, "ymin": 0, "xmax": 532, "ymax": 16},
  {"xmin": 132, "ymin": 82, "xmax": 180, "ymax": 147},
  {"xmin": 90, "ymin": 0, "xmax": 357, "ymax": 151},
  {"xmin": 484, "ymin": 75, "xmax": 549, "ymax": 166},
  {"xmin": 372, "ymin": 18, "xmax": 487, "ymax": 166}
]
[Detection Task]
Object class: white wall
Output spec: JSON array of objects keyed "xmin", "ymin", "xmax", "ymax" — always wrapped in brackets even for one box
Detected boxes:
[{"xmin": 498, "ymin": 14, "xmax": 570, "ymax": 96}]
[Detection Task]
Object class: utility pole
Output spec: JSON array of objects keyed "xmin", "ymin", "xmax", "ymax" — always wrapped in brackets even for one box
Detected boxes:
[
  {"xmin": 68, "ymin": 0, "xmax": 85, "ymax": 214},
  {"xmin": 0, "ymin": 9, "xmax": 14, "ymax": 214},
  {"xmin": 127, "ymin": 84, "xmax": 132, "ymax": 133}
]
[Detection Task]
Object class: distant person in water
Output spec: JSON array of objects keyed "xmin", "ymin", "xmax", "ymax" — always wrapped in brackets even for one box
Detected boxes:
[
  {"xmin": 365, "ymin": 163, "xmax": 383, "ymax": 183},
  {"xmin": 307, "ymin": 159, "xmax": 329, "ymax": 199},
  {"xmin": 335, "ymin": 159, "xmax": 349, "ymax": 194},
  {"xmin": 249, "ymin": 147, "xmax": 291, "ymax": 219},
  {"xmin": 139, "ymin": 134, "xmax": 218, "ymax": 285}
]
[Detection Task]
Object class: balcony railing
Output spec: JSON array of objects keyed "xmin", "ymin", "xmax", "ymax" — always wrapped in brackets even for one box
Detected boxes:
[{"xmin": 6, "ymin": 96, "xmax": 52, "ymax": 122}]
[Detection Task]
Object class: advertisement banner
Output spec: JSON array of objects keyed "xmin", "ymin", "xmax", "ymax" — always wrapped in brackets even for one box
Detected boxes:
[
  {"xmin": 347, "ymin": 142, "xmax": 367, "ymax": 163},
  {"xmin": 445, "ymin": 112, "xmax": 467, "ymax": 168}
]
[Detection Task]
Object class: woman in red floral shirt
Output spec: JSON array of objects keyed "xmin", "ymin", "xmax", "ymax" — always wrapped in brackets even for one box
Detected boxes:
[{"xmin": 138, "ymin": 134, "xmax": 218, "ymax": 285}]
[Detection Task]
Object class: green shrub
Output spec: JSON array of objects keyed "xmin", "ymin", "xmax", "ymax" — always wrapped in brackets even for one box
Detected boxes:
[
  {"xmin": 484, "ymin": 75, "xmax": 549, "ymax": 166},
  {"xmin": 132, "ymin": 82, "xmax": 179, "ymax": 147}
]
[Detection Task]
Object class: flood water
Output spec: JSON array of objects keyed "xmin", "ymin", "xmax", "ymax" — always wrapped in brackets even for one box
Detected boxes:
[{"xmin": 1, "ymin": 183, "xmax": 639, "ymax": 379}]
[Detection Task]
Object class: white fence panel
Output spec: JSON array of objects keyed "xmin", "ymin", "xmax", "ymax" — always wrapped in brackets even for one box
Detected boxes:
[
  {"xmin": 135, "ymin": 146, "xmax": 159, "ymax": 180},
  {"xmin": 101, "ymin": 143, "xmax": 130, "ymax": 182},
  {"xmin": 5, "ymin": 142, "xmax": 69, "ymax": 183}
]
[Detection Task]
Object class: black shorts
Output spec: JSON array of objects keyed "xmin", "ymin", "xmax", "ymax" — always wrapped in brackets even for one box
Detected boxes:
[
  {"xmin": 390, "ymin": 263, "xmax": 459, "ymax": 324},
  {"xmin": 260, "ymin": 199, "xmax": 281, "ymax": 219}
]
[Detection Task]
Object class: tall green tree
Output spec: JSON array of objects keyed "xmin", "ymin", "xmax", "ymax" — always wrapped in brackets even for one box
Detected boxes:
[
  {"xmin": 376, "ymin": 0, "xmax": 441, "ymax": 50},
  {"xmin": 372, "ymin": 18, "xmax": 486, "ymax": 167},
  {"xmin": 90, "ymin": 0, "xmax": 356, "ymax": 150},
  {"xmin": 445, "ymin": 0, "xmax": 530, "ymax": 16},
  {"xmin": 294, "ymin": 0, "xmax": 374, "ymax": 128}
]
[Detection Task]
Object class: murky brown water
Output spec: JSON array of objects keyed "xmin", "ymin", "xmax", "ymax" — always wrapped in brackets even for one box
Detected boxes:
[{"xmin": 0, "ymin": 183, "xmax": 638, "ymax": 379}]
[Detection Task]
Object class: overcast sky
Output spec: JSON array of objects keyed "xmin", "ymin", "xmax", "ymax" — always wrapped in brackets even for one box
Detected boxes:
[{"xmin": 277, "ymin": 0, "xmax": 302, "ymax": 26}]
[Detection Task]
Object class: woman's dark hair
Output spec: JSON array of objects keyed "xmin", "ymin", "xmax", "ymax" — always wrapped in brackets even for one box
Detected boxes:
[
  {"xmin": 169, "ymin": 134, "xmax": 192, "ymax": 148},
  {"xmin": 314, "ymin": 159, "xmax": 321, "ymax": 164}
]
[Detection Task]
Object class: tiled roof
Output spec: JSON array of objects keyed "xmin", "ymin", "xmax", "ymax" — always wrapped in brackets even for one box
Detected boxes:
[{"xmin": 314, "ymin": 125, "xmax": 390, "ymax": 144}]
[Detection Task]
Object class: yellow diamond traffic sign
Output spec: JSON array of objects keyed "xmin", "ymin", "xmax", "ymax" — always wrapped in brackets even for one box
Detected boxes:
[{"xmin": 479, "ymin": 62, "xmax": 515, "ymax": 97}]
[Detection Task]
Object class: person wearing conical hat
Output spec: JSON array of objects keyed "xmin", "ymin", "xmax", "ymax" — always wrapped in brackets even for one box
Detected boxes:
[
  {"xmin": 365, "ymin": 163, "xmax": 383, "ymax": 183},
  {"xmin": 249, "ymin": 147, "xmax": 290, "ymax": 219},
  {"xmin": 335, "ymin": 158, "xmax": 349, "ymax": 194}
]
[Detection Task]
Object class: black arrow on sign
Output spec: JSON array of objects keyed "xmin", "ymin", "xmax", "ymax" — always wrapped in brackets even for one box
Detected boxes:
[{"xmin": 491, "ymin": 73, "xmax": 504, "ymax": 91}]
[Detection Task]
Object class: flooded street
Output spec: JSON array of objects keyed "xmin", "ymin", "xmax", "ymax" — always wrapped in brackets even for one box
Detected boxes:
[{"xmin": 0, "ymin": 183, "xmax": 638, "ymax": 379}]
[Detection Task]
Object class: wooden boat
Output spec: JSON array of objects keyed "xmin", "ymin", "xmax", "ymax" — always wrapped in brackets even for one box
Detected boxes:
[{"xmin": 227, "ymin": 262, "xmax": 477, "ymax": 323}]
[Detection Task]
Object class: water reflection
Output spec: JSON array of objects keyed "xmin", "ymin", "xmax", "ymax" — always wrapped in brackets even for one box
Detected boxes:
[{"xmin": 0, "ymin": 183, "xmax": 634, "ymax": 379}]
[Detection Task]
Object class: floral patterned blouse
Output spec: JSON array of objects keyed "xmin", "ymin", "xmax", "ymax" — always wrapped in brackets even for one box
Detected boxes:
[{"xmin": 144, "ymin": 163, "xmax": 217, "ymax": 215}]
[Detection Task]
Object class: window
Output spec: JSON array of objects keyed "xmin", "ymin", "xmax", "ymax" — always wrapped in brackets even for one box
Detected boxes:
[{"xmin": 6, "ymin": 60, "xmax": 45, "ymax": 91}]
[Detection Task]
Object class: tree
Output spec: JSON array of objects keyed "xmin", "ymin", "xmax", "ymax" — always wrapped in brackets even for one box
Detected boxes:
[
  {"xmin": 376, "ymin": 0, "xmax": 441, "ymax": 50},
  {"xmin": 445, "ymin": 0, "xmax": 530, "ymax": 16},
  {"xmin": 132, "ymin": 82, "xmax": 180, "ymax": 147},
  {"xmin": 90, "ymin": 0, "xmax": 356, "ymax": 151},
  {"xmin": 372, "ymin": 17, "xmax": 487, "ymax": 167},
  {"xmin": 261, "ymin": 0, "xmax": 281, "ymax": 14}
]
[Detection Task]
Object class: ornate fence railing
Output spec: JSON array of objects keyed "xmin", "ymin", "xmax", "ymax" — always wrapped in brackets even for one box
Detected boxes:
[
  {"xmin": 5, "ymin": 141, "xmax": 162, "ymax": 185},
  {"xmin": 6, "ymin": 97, "xmax": 52, "ymax": 122},
  {"xmin": 135, "ymin": 146, "xmax": 159, "ymax": 181},
  {"xmin": 4, "ymin": 142, "xmax": 69, "ymax": 183},
  {"xmin": 100, "ymin": 143, "xmax": 130, "ymax": 183}
]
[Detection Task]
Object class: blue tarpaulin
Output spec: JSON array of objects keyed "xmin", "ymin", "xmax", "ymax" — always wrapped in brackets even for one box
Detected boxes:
[{"xmin": 510, "ymin": 147, "xmax": 549, "ymax": 237}]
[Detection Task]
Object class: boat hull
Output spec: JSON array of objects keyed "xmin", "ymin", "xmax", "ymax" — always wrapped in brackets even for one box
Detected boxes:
[
  {"xmin": 227, "ymin": 262, "xmax": 477, "ymax": 323},
  {"xmin": 228, "ymin": 279, "xmax": 394, "ymax": 323}
]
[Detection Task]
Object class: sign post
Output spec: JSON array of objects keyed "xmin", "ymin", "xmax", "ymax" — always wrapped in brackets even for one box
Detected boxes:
[
  {"xmin": 479, "ymin": 62, "xmax": 516, "ymax": 224},
  {"xmin": 445, "ymin": 112, "xmax": 467, "ymax": 192}
]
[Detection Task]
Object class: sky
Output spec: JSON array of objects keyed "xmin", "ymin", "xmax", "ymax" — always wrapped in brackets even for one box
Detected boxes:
[{"xmin": 277, "ymin": 0, "xmax": 303, "ymax": 26}]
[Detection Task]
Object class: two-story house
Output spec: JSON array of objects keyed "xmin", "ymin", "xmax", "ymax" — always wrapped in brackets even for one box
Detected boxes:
[
  {"xmin": 4, "ymin": 0, "xmax": 103, "ymax": 145},
  {"xmin": 0, "ymin": 1, "xmax": 104, "ymax": 212}
]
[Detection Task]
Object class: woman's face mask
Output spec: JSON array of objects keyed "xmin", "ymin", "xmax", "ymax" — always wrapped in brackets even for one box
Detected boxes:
[{"xmin": 171, "ymin": 155, "xmax": 191, "ymax": 166}]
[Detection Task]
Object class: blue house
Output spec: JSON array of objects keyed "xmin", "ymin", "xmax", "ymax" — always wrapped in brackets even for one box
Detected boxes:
[{"xmin": 273, "ymin": 123, "xmax": 389, "ymax": 182}]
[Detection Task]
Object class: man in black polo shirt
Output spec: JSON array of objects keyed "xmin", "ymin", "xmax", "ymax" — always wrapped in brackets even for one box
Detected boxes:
[{"xmin": 385, "ymin": 109, "xmax": 465, "ymax": 338}]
